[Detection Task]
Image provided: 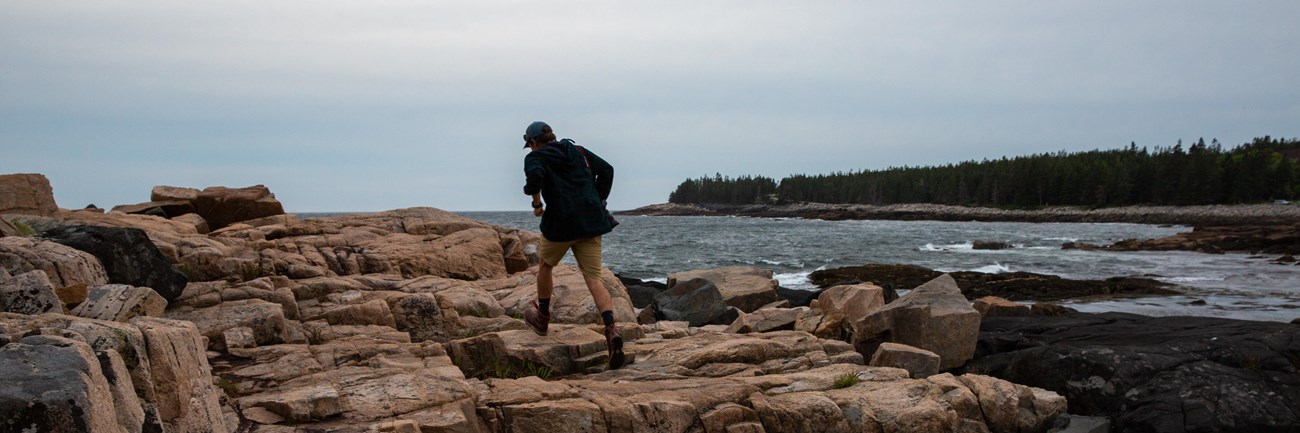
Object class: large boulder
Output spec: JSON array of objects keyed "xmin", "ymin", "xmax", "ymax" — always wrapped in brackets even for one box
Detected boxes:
[
  {"xmin": 0, "ymin": 312, "xmax": 167, "ymax": 431},
  {"xmin": 667, "ymin": 266, "xmax": 782, "ymax": 313},
  {"xmin": 129, "ymin": 317, "xmax": 230, "ymax": 433},
  {"xmin": 852, "ymin": 274, "xmax": 980, "ymax": 370},
  {"xmin": 390, "ymin": 293, "xmax": 461, "ymax": 343},
  {"xmin": 493, "ymin": 266, "xmax": 636, "ymax": 325},
  {"xmin": 725, "ymin": 307, "xmax": 802, "ymax": 334},
  {"xmin": 869, "ymin": 342, "xmax": 941, "ymax": 379},
  {"xmin": 653, "ymin": 278, "xmax": 732, "ymax": 327},
  {"xmin": 0, "ymin": 173, "xmax": 58, "ymax": 217},
  {"xmin": 0, "ymin": 237, "xmax": 109, "ymax": 290},
  {"xmin": 0, "ymin": 270, "xmax": 62, "ymax": 315},
  {"xmin": 968, "ymin": 312, "xmax": 1300, "ymax": 433},
  {"xmin": 191, "ymin": 184, "xmax": 285, "ymax": 229},
  {"xmin": 40, "ymin": 225, "xmax": 188, "ymax": 302},
  {"xmin": 150, "ymin": 185, "xmax": 200, "ymax": 202},
  {"xmin": 0, "ymin": 334, "xmax": 134, "ymax": 433},
  {"xmin": 795, "ymin": 283, "xmax": 885, "ymax": 339},
  {"xmin": 71, "ymin": 284, "xmax": 167, "ymax": 322},
  {"xmin": 167, "ymin": 298, "xmax": 288, "ymax": 351}
]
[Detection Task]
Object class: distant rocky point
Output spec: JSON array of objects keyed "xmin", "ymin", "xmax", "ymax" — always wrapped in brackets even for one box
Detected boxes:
[{"xmin": 619, "ymin": 202, "xmax": 1300, "ymax": 226}]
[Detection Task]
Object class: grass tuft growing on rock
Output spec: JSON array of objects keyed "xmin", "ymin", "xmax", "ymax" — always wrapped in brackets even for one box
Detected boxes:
[
  {"xmin": 13, "ymin": 221, "xmax": 36, "ymax": 237},
  {"xmin": 834, "ymin": 372, "xmax": 860, "ymax": 389}
]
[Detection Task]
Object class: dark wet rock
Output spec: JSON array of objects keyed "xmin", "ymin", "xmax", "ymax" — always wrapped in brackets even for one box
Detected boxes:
[
  {"xmin": 1105, "ymin": 224, "xmax": 1300, "ymax": 255},
  {"xmin": 619, "ymin": 275, "xmax": 666, "ymax": 309},
  {"xmin": 965, "ymin": 312, "xmax": 1300, "ymax": 433},
  {"xmin": 972, "ymin": 240, "xmax": 1012, "ymax": 250},
  {"xmin": 40, "ymin": 225, "xmax": 188, "ymax": 302},
  {"xmin": 653, "ymin": 278, "xmax": 731, "ymax": 326},
  {"xmin": 1029, "ymin": 303, "xmax": 1078, "ymax": 316},
  {"xmin": 776, "ymin": 286, "xmax": 823, "ymax": 307},
  {"xmin": 810, "ymin": 263, "xmax": 1179, "ymax": 302}
]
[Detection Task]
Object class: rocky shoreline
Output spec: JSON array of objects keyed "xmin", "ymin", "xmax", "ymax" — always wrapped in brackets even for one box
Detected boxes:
[
  {"xmin": 619, "ymin": 202, "xmax": 1300, "ymax": 227},
  {"xmin": 3, "ymin": 173, "xmax": 1298, "ymax": 433}
]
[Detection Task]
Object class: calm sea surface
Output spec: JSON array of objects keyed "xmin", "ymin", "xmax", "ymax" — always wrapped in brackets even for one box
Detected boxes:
[{"xmin": 305, "ymin": 212, "xmax": 1300, "ymax": 322}]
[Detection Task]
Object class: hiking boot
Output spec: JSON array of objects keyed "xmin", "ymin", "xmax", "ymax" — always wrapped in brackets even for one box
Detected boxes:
[
  {"xmin": 524, "ymin": 301, "xmax": 550, "ymax": 336},
  {"xmin": 605, "ymin": 324, "xmax": 625, "ymax": 370}
]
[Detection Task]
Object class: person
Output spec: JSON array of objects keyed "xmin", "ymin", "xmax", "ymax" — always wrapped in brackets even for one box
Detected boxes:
[{"xmin": 519, "ymin": 120, "xmax": 624, "ymax": 369}]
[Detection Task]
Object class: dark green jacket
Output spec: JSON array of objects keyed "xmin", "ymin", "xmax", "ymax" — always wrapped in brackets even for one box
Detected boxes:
[{"xmin": 524, "ymin": 139, "xmax": 615, "ymax": 242}]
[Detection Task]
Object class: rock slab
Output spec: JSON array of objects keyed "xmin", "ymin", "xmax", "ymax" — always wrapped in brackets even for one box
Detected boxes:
[
  {"xmin": 192, "ymin": 184, "xmax": 285, "ymax": 229},
  {"xmin": 0, "ymin": 173, "xmax": 58, "ymax": 217},
  {"xmin": 72, "ymin": 284, "xmax": 167, "ymax": 322}
]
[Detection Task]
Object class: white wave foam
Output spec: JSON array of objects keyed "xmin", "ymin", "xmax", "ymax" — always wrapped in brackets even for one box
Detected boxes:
[
  {"xmin": 1159, "ymin": 276, "xmax": 1226, "ymax": 283},
  {"xmin": 1043, "ymin": 237, "xmax": 1080, "ymax": 242},
  {"xmin": 646, "ymin": 277, "xmax": 668, "ymax": 284},
  {"xmin": 970, "ymin": 263, "xmax": 1014, "ymax": 273},
  {"xmin": 775, "ymin": 271, "xmax": 818, "ymax": 291},
  {"xmin": 919, "ymin": 242, "xmax": 975, "ymax": 252}
]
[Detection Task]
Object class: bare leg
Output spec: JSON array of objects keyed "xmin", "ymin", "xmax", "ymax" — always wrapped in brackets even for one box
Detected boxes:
[
  {"xmin": 584, "ymin": 275, "xmax": 613, "ymax": 314},
  {"xmin": 537, "ymin": 262, "xmax": 554, "ymax": 301}
]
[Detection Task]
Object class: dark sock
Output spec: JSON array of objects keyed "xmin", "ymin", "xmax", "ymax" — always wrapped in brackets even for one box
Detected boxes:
[
  {"xmin": 538, "ymin": 298, "xmax": 551, "ymax": 316},
  {"xmin": 601, "ymin": 310, "xmax": 615, "ymax": 327}
]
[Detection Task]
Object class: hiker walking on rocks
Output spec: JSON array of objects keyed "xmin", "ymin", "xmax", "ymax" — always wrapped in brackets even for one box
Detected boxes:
[{"xmin": 520, "ymin": 121, "xmax": 625, "ymax": 369}]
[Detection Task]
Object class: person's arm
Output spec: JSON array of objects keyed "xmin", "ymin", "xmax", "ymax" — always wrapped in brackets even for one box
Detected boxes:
[
  {"xmin": 583, "ymin": 148, "xmax": 614, "ymax": 201},
  {"xmin": 523, "ymin": 154, "xmax": 544, "ymax": 196},
  {"xmin": 531, "ymin": 193, "xmax": 544, "ymax": 217}
]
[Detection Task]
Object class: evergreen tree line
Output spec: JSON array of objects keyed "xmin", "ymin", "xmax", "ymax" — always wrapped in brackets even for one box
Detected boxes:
[{"xmin": 668, "ymin": 136, "xmax": 1300, "ymax": 207}]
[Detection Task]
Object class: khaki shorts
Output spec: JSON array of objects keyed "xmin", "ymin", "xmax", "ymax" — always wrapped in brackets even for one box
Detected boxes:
[{"xmin": 538, "ymin": 236, "xmax": 603, "ymax": 278}]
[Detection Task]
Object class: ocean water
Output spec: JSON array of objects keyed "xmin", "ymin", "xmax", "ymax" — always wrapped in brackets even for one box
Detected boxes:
[{"xmin": 453, "ymin": 211, "xmax": 1300, "ymax": 323}]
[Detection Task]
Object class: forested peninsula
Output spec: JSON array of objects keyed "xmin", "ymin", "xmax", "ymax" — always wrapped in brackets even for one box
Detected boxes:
[{"xmin": 664, "ymin": 136, "xmax": 1300, "ymax": 208}]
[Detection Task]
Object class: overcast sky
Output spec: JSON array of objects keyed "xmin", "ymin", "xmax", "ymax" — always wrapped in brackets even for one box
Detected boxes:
[{"xmin": 3, "ymin": 1, "xmax": 1298, "ymax": 212}]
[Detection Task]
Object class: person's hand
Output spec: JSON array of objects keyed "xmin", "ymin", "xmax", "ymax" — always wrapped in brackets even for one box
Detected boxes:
[{"xmin": 533, "ymin": 207, "xmax": 544, "ymax": 217}]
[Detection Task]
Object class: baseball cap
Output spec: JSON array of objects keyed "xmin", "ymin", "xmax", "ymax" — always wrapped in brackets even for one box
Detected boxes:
[{"xmin": 522, "ymin": 121, "xmax": 550, "ymax": 147}]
